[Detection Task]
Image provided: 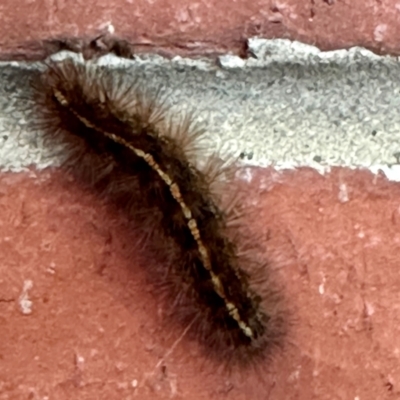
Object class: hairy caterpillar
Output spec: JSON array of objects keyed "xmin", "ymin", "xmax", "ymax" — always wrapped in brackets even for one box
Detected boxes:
[{"xmin": 31, "ymin": 57, "xmax": 286, "ymax": 368}]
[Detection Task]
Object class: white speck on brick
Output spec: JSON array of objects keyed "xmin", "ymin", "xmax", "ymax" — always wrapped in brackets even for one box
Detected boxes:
[
  {"xmin": 46, "ymin": 262, "xmax": 56, "ymax": 274},
  {"xmin": 318, "ymin": 283, "xmax": 324, "ymax": 295},
  {"xmin": 365, "ymin": 302, "xmax": 375, "ymax": 316},
  {"xmin": 75, "ymin": 353, "xmax": 85, "ymax": 368},
  {"xmin": 319, "ymin": 273, "xmax": 326, "ymax": 295},
  {"xmin": 338, "ymin": 183, "xmax": 349, "ymax": 203},
  {"xmin": 107, "ymin": 23, "xmax": 115, "ymax": 34},
  {"xmin": 287, "ymin": 368, "xmax": 300, "ymax": 382},
  {"xmin": 374, "ymin": 24, "xmax": 387, "ymax": 42},
  {"xmin": 19, "ymin": 279, "xmax": 33, "ymax": 315}
]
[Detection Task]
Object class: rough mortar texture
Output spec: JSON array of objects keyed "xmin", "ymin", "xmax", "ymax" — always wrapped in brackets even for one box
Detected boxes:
[{"xmin": 1, "ymin": 39, "xmax": 400, "ymax": 179}]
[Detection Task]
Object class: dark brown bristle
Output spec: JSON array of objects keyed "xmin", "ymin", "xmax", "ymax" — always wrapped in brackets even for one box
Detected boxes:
[{"xmin": 31, "ymin": 58, "xmax": 286, "ymax": 368}]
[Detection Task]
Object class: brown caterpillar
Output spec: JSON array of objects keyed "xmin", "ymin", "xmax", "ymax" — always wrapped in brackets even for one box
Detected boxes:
[{"xmin": 31, "ymin": 58, "xmax": 286, "ymax": 368}]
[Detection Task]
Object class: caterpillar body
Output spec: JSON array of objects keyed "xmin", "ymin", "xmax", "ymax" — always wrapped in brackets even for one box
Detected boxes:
[{"xmin": 32, "ymin": 57, "xmax": 286, "ymax": 368}]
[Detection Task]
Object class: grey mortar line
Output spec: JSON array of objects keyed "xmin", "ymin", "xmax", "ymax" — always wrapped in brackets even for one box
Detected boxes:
[{"xmin": 1, "ymin": 38, "xmax": 400, "ymax": 180}]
